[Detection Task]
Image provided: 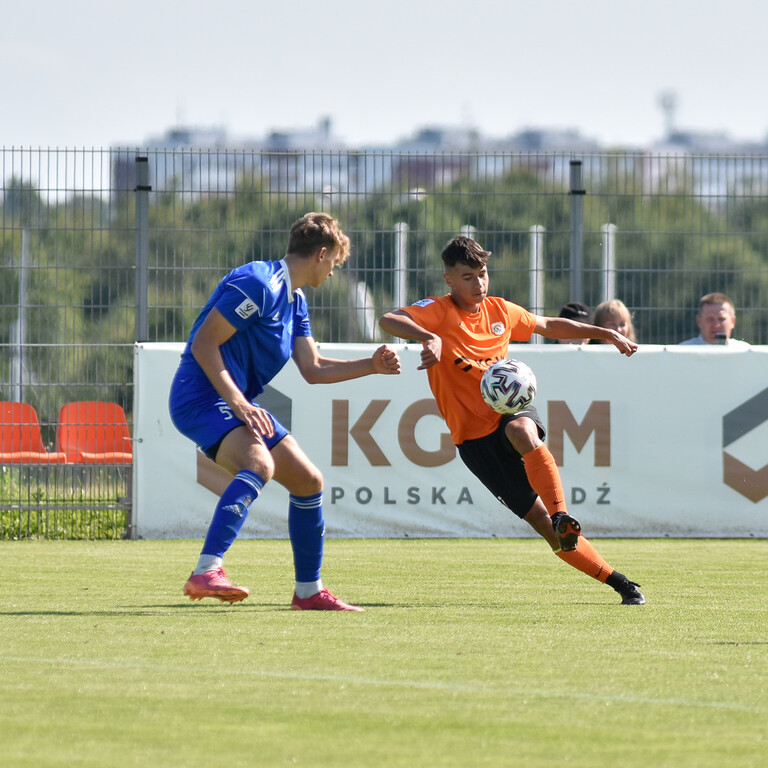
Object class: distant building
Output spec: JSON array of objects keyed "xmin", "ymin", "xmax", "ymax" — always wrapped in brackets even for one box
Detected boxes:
[
  {"xmin": 262, "ymin": 117, "xmax": 342, "ymax": 151},
  {"xmin": 647, "ymin": 129, "xmax": 768, "ymax": 202},
  {"xmin": 502, "ymin": 128, "xmax": 602, "ymax": 153},
  {"xmin": 394, "ymin": 126, "xmax": 482, "ymax": 153},
  {"xmin": 112, "ymin": 118, "xmax": 352, "ymax": 199},
  {"xmin": 111, "ymin": 118, "xmax": 768, "ymax": 204}
]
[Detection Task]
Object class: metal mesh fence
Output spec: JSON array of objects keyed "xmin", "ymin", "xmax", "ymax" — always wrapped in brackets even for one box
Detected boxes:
[{"xmin": 2, "ymin": 147, "xmax": 768, "ymax": 537}]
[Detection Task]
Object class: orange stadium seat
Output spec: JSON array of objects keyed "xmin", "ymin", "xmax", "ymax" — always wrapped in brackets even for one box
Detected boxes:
[
  {"xmin": 0, "ymin": 401, "xmax": 67, "ymax": 464},
  {"xmin": 56, "ymin": 401, "xmax": 133, "ymax": 464}
]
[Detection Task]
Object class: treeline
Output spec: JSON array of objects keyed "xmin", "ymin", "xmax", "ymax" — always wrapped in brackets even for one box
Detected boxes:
[{"xmin": 2, "ymin": 157, "xmax": 768, "ymax": 429}]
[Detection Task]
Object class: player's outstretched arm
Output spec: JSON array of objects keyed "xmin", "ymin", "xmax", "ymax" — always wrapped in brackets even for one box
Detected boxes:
[
  {"xmin": 292, "ymin": 336, "xmax": 400, "ymax": 384},
  {"xmin": 371, "ymin": 344, "xmax": 401, "ymax": 374},
  {"xmin": 534, "ymin": 316, "xmax": 638, "ymax": 357},
  {"xmin": 604, "ymin": 330, "xmax": 638, "ymax": 356}
]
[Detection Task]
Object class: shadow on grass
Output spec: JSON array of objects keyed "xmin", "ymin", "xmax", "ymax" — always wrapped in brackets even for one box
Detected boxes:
[
  {"xmin": 0, "ymin": 599, "xmax": 473, "ymax": 616},
  {"xmin": 0, "ymin": 603, "xmax": 287, "ymax": 616}
]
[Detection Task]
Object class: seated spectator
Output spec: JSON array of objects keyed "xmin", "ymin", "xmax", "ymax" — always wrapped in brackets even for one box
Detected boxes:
[
  {"xmin": 556, "ymin": 301, "xmax": 593, "ymax": 345},
  {"xmin": 679, "ymin": 292, "xmax": 750, "ymax": 348},
  {"xmin": 593, "ymin": 299, "xmax": 636, "ymax": 343}
]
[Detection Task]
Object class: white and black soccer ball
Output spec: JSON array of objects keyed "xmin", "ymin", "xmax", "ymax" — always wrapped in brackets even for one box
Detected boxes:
[{"xmin": 480, "ymin": 359, "xmax": 537, "ymax": 415}]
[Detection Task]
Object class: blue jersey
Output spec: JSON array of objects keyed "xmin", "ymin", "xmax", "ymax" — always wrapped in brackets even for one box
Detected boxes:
[
  {"xmin": 176, "ymin": 258, "xmax": 312, "ymax": 402},
  {"xmin": 169, "ymin": 258, "xmax": 312, "ymax": 453}
]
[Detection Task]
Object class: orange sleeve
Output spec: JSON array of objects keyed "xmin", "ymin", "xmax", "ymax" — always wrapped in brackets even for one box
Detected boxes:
[
  {"xmin": 400, "ymin": 297, "xmax": 447, "ymax": 331},
  {"xmin": 505, "ymin": 301, "xmax": 537, "ymax": 342}
]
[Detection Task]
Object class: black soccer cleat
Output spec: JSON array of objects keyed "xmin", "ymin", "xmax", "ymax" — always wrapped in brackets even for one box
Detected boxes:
[
  {"xmin": 552, "ymin": 512, "xmax": 581, "ymax": 552},
  {"xmin": 615, "ymin": 579, "xmax": 646, "ymax": 605}
]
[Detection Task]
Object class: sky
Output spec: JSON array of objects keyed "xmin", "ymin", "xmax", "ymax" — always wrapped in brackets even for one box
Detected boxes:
[{"xmin": 3, "ymin": 0, "xmax": 768, "ymax": 150}]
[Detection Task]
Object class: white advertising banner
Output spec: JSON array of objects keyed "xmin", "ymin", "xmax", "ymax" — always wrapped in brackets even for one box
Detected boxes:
[{"xmin": 133, "ymin": 343, "xmax": 768, "ymax": 539}]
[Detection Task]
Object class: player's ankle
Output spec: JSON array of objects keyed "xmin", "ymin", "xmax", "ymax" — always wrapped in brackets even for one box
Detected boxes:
[
  {"xmin": 294, "ymin": 579, "xmax": 323, "ymax": 599},
  {"xmin": 193, "ymin": 555, "xmax": 223, "ymax": 576}
]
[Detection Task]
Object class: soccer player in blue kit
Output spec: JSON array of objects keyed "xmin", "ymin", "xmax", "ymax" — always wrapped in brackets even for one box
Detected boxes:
[{"xmin": 169, "ymin": 212, "xmax": 401, "ymax": 611}]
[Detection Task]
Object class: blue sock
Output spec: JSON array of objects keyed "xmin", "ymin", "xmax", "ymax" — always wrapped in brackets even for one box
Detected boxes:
[
  {"xmin": 288, "ymin": 493, "xmax": 324, "ymax": 583},
  {"xmin": 201, "ymin": 470, "xmax": 265, "ymax": 558}
]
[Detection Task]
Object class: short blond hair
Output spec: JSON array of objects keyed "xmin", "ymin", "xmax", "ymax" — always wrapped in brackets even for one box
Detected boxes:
[
  {"xmin": 288, "ymin": 212, "xmax": 350, "ymax": 263},
  {"xmin": 699, "ymin": 292, "xmax": 735, "ymax": 315}
]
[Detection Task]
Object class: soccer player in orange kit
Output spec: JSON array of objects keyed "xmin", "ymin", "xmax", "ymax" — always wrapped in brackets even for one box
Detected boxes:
[{"xmin": 379, "ymin": 236, "xmax": 645, "ymax": 605}]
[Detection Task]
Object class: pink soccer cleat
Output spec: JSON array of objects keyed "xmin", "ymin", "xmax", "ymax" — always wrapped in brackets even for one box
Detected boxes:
[
  {"xmin": 290, "ymin": 588, "xmax": 364, "ymax": 612},
  {"xmin": 183, "ymin": 567, "xmax": 250, "ymax": 603}
]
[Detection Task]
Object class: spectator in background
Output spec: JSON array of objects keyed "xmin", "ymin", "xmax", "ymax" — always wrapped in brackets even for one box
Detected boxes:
[
  {"xmin": 679, "ymin": 292, "xmax": 750, "ymax": 348},
  {"xmin": 556, "ymin": 302, "xmax": 593, "ymax": 344},
  {"xmin": 593, "ymin": 299, "xmax": 636, "ymax": 343}
]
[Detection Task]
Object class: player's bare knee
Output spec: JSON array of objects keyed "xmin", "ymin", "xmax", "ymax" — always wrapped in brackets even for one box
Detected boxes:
[
  {"xmin": 243, "ymin": 446, "xmax": 275, "ymax": 481},
  {"xmin": 291, "ymin": 467, "xmax": 323, "ymax": 496},
  {"xmin": 282, "ymin": 453, "xmax": 323, "ymax": 494},
  {"xmin": 504, "ymin": 416, "xmax": 541, "ymax": 454},
  {"xmin": 304, "ymin": 467, "xmax": 324, "ymax": 495},
  {"xmin": 249, "ymin": 460, "xmax": 274, "ymax": 483}
]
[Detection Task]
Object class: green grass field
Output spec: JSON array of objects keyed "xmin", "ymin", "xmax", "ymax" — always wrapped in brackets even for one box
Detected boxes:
[{"xmin": 2, "ymin": 538, "xmax": 766, "ymax": 768}]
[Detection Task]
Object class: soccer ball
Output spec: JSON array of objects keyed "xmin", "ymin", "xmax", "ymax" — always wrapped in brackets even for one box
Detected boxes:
[{"xmin": 480, "ymin": 359, "xmax": 537, "ymax": 415}]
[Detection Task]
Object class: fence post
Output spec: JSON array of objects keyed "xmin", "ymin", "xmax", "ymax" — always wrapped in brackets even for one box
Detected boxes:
[
  {"xmin": 529, "ymin": 225, "xmax": 545, "ymax": 344},
  {"xmin": 569, "ymin": 160, "xmax": 585, "ymax": 303},
  {"xmin": 135, "ymin": 156, "xmax": 151, "ymax": 342},
  {"xmin": 131, "ymin": 156, "xmax": 151, "ymax": 541},
  {"xmin": 354, "ymin": 281, "xmax": 380, "ymax": 342},
  {"xmin": 394, "ymin": 222, "xmax": 408, "ymax": 310},
  {"xmin": 601, "ymin": 223, "xmax": 617, "ymax": 301},
  {"xmin": 10, "ymin": 228, "xmax": 29, "ymax": 402}
]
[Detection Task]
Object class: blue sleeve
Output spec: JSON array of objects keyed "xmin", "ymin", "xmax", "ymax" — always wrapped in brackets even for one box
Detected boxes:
[
  {"xmin": 214, "ymin": 266, "xmax": 272, "ymax": 331},
  {"xmin": 294, "ymin": 290, "xmax": 313, "ymax": 337}
]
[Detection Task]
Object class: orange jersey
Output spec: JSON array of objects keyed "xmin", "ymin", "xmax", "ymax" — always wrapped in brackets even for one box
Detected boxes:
[{"xmin": 403, "ymin": 294, "xmax": 537, "ymax": 444}]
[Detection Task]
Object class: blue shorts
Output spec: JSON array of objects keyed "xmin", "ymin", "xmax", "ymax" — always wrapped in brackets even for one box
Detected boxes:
[{"xmin": 169, "ymin": 371, "xmax": 288, "ymax": 460}]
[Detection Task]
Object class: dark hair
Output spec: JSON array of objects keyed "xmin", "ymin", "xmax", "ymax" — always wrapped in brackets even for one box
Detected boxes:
[
  {"xmin": 440, "ymin": 236, "xmax": 491, "ymax": 269},
  {"xmin": 559, "ymin": 301, "xmax": 592, "ymax": 322}
]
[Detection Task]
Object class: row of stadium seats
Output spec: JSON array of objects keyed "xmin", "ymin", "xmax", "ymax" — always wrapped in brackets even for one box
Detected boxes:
[{"xmin": 0, "ymin": 401, "xmax": 132, "ymax": 465}]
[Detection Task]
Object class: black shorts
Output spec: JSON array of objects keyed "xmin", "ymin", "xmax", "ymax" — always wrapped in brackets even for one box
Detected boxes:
[{"xmin": 457, "ymin": 406, "xmax": 546, "ymax": 519}]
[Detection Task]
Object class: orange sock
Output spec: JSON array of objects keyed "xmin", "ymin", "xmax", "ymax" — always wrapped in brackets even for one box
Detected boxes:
[
  {"xmin": 523, "ymin": 444, "xmax": 613, "ymax": 584},
  {"xmin": 522, "ymin": 444, "xmax": 567, "ymax": 517},
  {"xmin": 556, "ymin": 535, "xmax": 613, "ymax": 583}
]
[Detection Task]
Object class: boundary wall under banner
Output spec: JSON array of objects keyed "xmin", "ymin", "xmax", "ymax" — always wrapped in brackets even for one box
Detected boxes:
[{"xmin": 133, "ymin": 343, "xmax": 768, "ymax": 539}]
